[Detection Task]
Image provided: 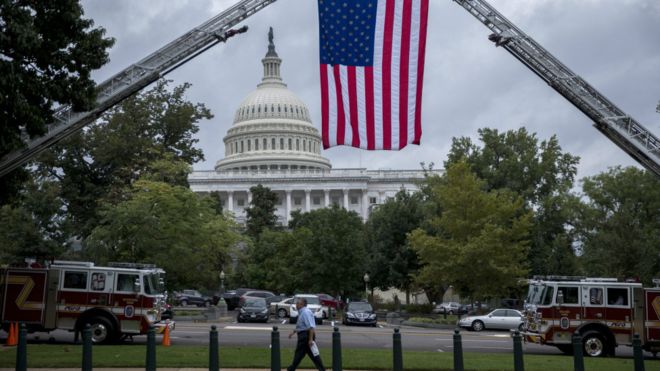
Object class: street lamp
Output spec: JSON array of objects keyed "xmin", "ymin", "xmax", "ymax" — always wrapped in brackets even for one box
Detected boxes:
[
  {"xmin": 219, "ymin": 270, "xmax": 226, "ymax": 294},
  {"xmin": 363, "ymin": 272, "xmax": 370, "ymax": 299}
]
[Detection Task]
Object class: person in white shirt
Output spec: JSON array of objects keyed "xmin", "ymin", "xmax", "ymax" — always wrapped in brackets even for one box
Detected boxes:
[{"xmin": 287, "ymin": 297, "xmax": 325, "ymax": 371}]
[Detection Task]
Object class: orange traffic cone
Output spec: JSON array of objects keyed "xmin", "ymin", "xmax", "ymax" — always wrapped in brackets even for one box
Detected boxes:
[
  {"xmin": 162, "ymin": 321, "xmax": 171, "ymax": 347},
  {"xmin": 6, "ymin": 322, "xmax": 17, "ymax": 346}
]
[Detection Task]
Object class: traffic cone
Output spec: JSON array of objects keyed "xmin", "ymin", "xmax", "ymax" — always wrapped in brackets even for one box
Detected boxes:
[
  {"xmin": 162, "ymin": 320, "xmax": 171, "ymax": 347},
  {"xmin": 6, "ymin": 322, "xmax": 17, "ymax": 346}
]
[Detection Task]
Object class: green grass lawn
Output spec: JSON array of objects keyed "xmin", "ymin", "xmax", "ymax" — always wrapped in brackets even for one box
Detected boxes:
[{"xmin": 1, "ymin": 345, "xmax": 657, "ymax": 370}]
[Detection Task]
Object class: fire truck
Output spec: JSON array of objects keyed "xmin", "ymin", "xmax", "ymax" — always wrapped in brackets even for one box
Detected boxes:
[
  {"xmin": 523, "ymin": 276, "xmax": 660, "ymax": 357},
  {"xmin": 0, "ymin": 260, "xmax": 173, "ymax": 344}
]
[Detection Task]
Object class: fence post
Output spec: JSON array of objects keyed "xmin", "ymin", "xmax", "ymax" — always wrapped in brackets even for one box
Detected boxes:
[
  {"xmin": 145, "ymin": 325, "xmax": 156, "ymax": 371},
  {"xmin": 16, "ymin": 323, "xmax": 27, "ymax": 371},
  {"xmin": 271, "ymin": 326, "xmax": 281, "ymax": 371},
  {"xmin": 453, "ymin": 328, "xmax": 464, "ymax": 371},
  {"xmin": 209, "ymin": 325, "xmax": 219, "ymax": 371},
  {"xmin": 392, "ymin": 328, "xmax": 403, "ymax": 371},
  {"xmin": 332, "ymin": 326, "xmax": 342, "ymax": 371},
  {"xmin": 512, "ymin": 330, "xmax": 524, "ymax": 371},
  {"xmin": 82, "ymin": 323, "xmax": 93, "ymax": 371},
  {"xmin": 572, "ymin": 332, "xmax": 584, "ymax": 371},
  {"xmin": 633, "ymin": 333, "xmax": 645, "ymax": 371}
]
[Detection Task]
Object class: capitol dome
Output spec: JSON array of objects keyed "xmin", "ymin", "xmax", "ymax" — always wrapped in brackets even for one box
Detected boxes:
[{"xmin": 215, "ymin": 29, "xmax": 331, "ymax": 172}]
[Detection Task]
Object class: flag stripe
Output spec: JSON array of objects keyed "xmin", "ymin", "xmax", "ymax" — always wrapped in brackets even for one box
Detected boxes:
[
  {"xmin": 381, "ymin": 0, "xmax": 395, "ymax": 150},
  {"xmin": 399, "ymin": 0, "xmax": 413, "ymax": 149},
  {"xmin": 320, "ymin": 64, "xmax": 330, "ymax": 149},
  {"xmin": 356, "ymin": 67, "xmax": 368, "ymax": 148},
  {"xmin": 365, "ymin": 67, "xmax": 375, "ymax": 150},
  {"xmin": 326, "ymin": 65, "xmax": 338, "ymax": 148},
  {"xmin": 332, "ymin": 64, "xmax": 345, "ymax": 145},
  {"xmin": 347, "ymin": 66, "xmax": 360, "ymax": 147},
  {"xmin": 414, "ymin": 0, "xmax": 428, "ymax": 144}
]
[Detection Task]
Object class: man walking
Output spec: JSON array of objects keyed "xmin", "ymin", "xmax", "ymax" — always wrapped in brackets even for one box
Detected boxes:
[{"xmin": 287, "ymin": 297, "xmax": 325, "ymax": 371}]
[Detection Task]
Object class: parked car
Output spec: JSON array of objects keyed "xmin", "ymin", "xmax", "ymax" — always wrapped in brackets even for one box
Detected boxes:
[
  {"xmin": 460, "ymin": 302, "xmax": 490, "ymax": 315},
  {"xmin": 432, "ymin": 302, "xmax": 461, "ymax": 314},
  {"xmin": 222, "ymin": 288, "xmax": 255, "ymax": 310},
  {"xmin": 270, "ymin": 297, "xmax": 294, "ymax": 318},
  {"xmin": 343, "ymin": 301, "xmax": 377, "ymax": 327},
  {"xmin": 237, "ymin": 297, "xmax": 269, "ymax": 323},
  {"xmin": 175, "ymin": 290, "xmax": 212, "ymax": 307},
  {"xmin": 500, "ymin": 298, "xmax": 524, "ymax": 309},
  {"xmin": 458, "ymin": 308, "xmax": 525, "ymax": 332},
  {"xmin": 238, "ymin": 290, "xmax": 275, "ymax": 307},
  {"xmin": 289, "ymin": 294, "xmax": 324, "ymax": 325},
  {"xmin": 317, "ymin": 293, "xmax": 343, "ymax": 318}
]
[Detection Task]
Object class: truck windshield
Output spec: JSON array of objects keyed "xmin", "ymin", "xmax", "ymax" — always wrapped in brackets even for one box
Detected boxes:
[
  {"xmin": 526, "ymin": 284, "xmax": 555, "ymax": 305},
  {"xmin": 144, "ymin": 273, "xmax": 165, "ymax": 295}
]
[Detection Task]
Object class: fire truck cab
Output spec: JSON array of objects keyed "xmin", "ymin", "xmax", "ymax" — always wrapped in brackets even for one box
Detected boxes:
[
  {"xmin": 523, "ymin": 276, "xmax": 660, "ymax": 357},
  {"xmin": 1, "ymin": 260, "xmax": 173, "ymax": 343}
]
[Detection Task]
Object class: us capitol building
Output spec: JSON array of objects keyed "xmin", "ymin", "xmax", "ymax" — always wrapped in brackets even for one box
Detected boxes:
[{"xmin": 188, "ymin": 31, "xmax": 435, "ymax": 226}]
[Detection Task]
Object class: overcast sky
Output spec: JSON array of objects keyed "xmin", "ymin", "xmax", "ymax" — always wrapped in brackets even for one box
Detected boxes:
[{"xmin": 80, "ymin": 0, "xmax": 660, "ymax": 182}]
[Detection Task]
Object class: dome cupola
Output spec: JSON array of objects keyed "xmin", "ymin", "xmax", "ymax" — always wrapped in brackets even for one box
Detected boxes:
[{"xmin": 215, "ymin": 28, "xmax": 331, "ymax": 172}]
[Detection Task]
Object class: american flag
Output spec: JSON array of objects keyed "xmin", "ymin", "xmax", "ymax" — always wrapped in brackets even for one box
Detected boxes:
[{"xmin": 318, "ymin": 0, "xmax": 429, "ymax": 150}]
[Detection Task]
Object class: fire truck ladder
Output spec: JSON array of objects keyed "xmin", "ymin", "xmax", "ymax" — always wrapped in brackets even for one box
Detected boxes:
[
  {"xmin": 0, "ymin": 0, "xmax": 277, "ymax": 178},
  {"xmin": 454, "ymin": 0, "xmax": 660, "ymax": 177}
]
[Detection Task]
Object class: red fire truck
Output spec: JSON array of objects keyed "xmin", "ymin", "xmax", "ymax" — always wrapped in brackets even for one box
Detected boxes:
[
  {"xmin": 523, "ymin": 276, "xmax": 660, "ymax": 357},
  {"xmin": 0, "ymin": 260, "xmax": 173, "ymax": 343}
]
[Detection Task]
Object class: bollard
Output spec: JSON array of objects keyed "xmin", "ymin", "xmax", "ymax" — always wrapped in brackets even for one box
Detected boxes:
[
  {"xmin": 82, "ymin": 323, "xmax": 93, "ymax": 371},
  {"xmin": 633, "ymin": 333, "xmax": 645, "ymax": 371},
  {"xmin": 512, "ymin": 330, "xmax": 524, "ymax": 371},
  {"xmin": 209, "ymin": 325, "xmax": 219, "ymax": 371},
  {"xmin": 332, "ymin": 327, "xmax": 342, "ymax": 371},
  {"xmin": 572, "ymin": 332, "xmax": 584, "ymax": 371},
  {"xmin": 145, "ymin": 325, "xmax": 156, "ymax": 371},
  {"xmin": 392, "ymin": 328, "xmax": 403, "ymax": 371},
  {"xmin": 453, "ymin": 328, "xmax": 464, "ymax": 371},
  {"xmin": 16, "ymin": 323, "xmax": 27, "ymax": 371},
  {"xmin": 271, "ymin": 326, "xmax": 281, "ymax": 371}
]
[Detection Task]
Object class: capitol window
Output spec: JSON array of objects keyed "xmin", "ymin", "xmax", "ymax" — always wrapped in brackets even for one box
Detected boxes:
[
  {"xmin": 263, "ymin": 138, "xmax": 267, "ymax": 149},
  {"xmin": 369, "ymin": 197, "xmax": 377, "ymax": 204},
  {"xmin": 294, "ymin": 197, "xmax": 302, "ymax": 206},
  {"xmin": 248, "ymin": 141, "xmax": 251, "ymax": 151},
  {"xmin": 241, "ymin": 141, "xmax": 244, "ymax": 152},
  {"xmin": 288, "ymin": 139, "xmax": 292, "ymax": 150},
  {"xmin": 255, "ymin": 139, "xmax": 259, "ymax": 150},
  {"xmin": 272, "ymin": 138, "xmax": 276, "ymax": 149},
  {"xmin": 351, "ymin": 196, "xmax": 358, "ymax": 205},
  {"xmin": 280, "ymin": 138, "xmax": 284, "ymax": 149},
  {"xmin": 296, "ymin": 139, "xmax": 300, "ymax": 150},
  {"xmin": 313, "ymin": 197, "xmax": 321, "ymax": 205},
  {"xmin": 237, "ymin": 199, "xmax": 245, "ymax": 207}
]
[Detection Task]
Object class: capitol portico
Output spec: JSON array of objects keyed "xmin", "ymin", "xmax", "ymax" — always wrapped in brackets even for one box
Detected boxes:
[{"xmin": 189, "ymin": 29, "xmax": 434, "ymax": 225}]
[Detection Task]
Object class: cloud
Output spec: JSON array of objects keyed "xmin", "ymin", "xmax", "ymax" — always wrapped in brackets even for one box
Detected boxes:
[{"xmin": 81, "ymin": 0, "xmax": 660, "ymax": 180}]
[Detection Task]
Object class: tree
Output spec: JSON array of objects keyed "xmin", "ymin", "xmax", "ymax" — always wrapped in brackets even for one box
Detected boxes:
[
  {"xmin": 38, "ymin": 80, "xmax": 212, "ymax": 237},
  {"xmin": 86, "ymin": 179, "xmax": 242, "ymax": 291},
  {"xmin": 365, "ymin": 190, "xmax": 425, "ymax": 302},
  {"xmin": 577, "ymin": 166, "xmax": 660, "ymax": 285},
  {"xmin": 287, "ymin": 206, "xmax": 368, "ymax": 297},
  {"xmin": 446, "ymin": 128, "xmax": 581, "ymax": 276},
  {"xmin": 0, "ymin": 1, "xmax": 114, "ymax": 202},
  {"xmin": 410, "ymin": 162, "xmax": 532, "ymax": 299},
  {"xmin": 245, "ymin": 184, "xmax": 280, "ymax": 239}
]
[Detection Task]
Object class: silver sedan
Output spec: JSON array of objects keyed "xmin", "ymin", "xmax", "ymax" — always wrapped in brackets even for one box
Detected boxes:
[{"xmin": 458, "ymin": 309, "xmax": 524, "ymax": 332}]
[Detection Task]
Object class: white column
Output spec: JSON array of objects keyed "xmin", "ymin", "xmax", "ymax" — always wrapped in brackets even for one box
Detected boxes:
[
  {"xmin": 286, "ymin": 190, "xmax": 292, "ymax": 224},
  {"xmin": 227, "ymin": 191, "xmax": 234, "ymax": 212},
  {"xmin": 324, "ymin": 189, "xmax": 330, "ymax": 207},
  {"xmin": 361, "ymin": 189, "xmax": 369, "ymax": 221},
  {"xmin": 343, "ymin": 189, "xmax": 349, "ymax": 209},
  {"xmin": 378, "ymin": 191, "xmax": 385, "ymax": 204},
  {"xmin": 305, "ymin": 189, "xmax": 311, "ymax": 212},
  {"xmin": 247, "ymin": 191, "xmax": 252, "ymax": 204}
]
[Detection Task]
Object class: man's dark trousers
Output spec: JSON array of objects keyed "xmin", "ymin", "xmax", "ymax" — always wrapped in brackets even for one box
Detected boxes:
[{"xmin": 287, "ymin": 330, "xmax": 325, "ymax": 371}]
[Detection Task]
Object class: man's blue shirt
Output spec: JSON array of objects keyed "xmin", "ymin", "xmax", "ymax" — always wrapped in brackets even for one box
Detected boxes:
[{"xmin": 295, "ymin": 306, "xmax": 316, "ymax": 333}]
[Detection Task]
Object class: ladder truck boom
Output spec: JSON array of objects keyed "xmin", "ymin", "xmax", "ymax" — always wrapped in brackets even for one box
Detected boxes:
[
  {"xmin": 454, "ymin": 0, "xmax": 660, "ymax": 177},
  {"xmin": 0, "ymin": 0, "xmax": 277, "ymax": 178}
]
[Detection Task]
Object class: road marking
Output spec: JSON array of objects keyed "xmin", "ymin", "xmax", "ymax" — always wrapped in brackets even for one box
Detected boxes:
[{"xmin": 224, "ymin": 326, "xmax": 273, "ymax": 331}]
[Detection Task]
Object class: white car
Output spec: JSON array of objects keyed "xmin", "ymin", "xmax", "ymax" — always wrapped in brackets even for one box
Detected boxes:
[
  {"xmin": 289, "ymin": 294, "xmax": 324, "ymax": 325},
  {"xmin": 458, "ymin": 308, "xmax": 525, "ymax": 332}
]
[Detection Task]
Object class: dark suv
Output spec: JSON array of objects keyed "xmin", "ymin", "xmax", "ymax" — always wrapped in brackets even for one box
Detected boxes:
[
  {"xmin": 222, "ymin": 288, "xmax": 255, "ymax": 310},
  {"xmin": 343, "ymin": 301, "xmax": 377, "ymax": 326},
  {"xmin": 175, "ymin": 290, "xmax": 212, "ymax": 307}
]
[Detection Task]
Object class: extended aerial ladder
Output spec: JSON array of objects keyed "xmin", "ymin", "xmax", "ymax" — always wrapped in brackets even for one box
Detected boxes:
[
  {"xmin": 453, "ymin": 0, "xmax": 660, "ymax": 177},
  {"xmin": 1, "ymin": 0, "xmax": 659, "ymax": 177},
  {"xmin": 0, "ymin": 0, "xmax": 278, "ymax": 177}
]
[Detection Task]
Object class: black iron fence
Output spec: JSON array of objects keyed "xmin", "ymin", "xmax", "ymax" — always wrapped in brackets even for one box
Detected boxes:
[{"xmin": 6, "ymin": 322, "xmax": 649, "ymax": 371}]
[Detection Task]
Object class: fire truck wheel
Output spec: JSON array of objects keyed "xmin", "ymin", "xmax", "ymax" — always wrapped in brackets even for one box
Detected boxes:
[
  {"xmin": 471, "ymin": 320, "xmax": 484, "ymax": 332},
  {"xmin": 84, "ymin": 316, "xmax": 116, "ymax": 344},
  {"xmin": 582, "ymin": 331, "xmax": 607, "ymax": 357}
]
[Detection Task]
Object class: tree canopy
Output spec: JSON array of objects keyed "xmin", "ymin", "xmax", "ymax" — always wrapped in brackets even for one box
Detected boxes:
[
  {"xmin": 410, "ymin": 162, "xmax": 532, "ymax": 299},
  {"xmin": 245, "ymin": 184, "xmax": 280, "ymax": 239}
]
